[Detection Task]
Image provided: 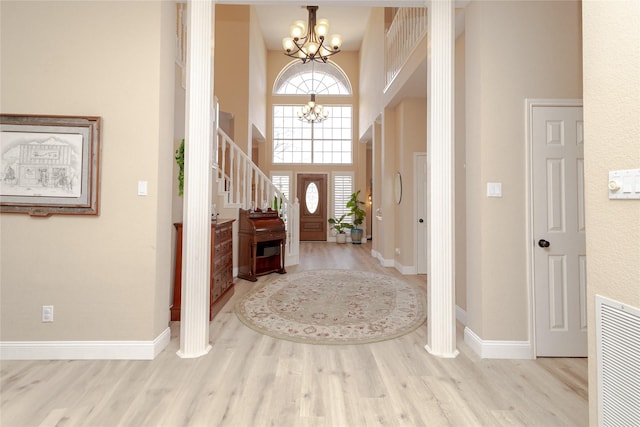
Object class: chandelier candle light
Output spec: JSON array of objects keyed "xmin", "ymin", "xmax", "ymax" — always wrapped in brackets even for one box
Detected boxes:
[{"xmin": 282, "ymin": 6, "xmax": 342, "ymax": 64}]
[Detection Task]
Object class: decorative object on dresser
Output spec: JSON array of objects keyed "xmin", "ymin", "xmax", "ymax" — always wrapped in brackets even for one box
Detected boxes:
[
  {"xmin": 171, "ymin": 219, "xmax": 234, "ymax": 321},
  {"xmin": 238, "ymin": 208, "xmax": 286, "ymax": 282}
]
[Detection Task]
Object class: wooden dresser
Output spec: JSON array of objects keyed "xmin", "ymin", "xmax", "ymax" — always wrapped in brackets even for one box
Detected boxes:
[
  {"xmin": 237, "ymin": 209, "xmax": 286, "ymax": 282},
  {"xmin": 171, "ymin": 219, "xmax": 234, "ymax": 321}
]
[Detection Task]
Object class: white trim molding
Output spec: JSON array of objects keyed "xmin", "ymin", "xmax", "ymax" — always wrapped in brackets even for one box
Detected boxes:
[
  {"xmin": 464, "ymin": 327, "xmax": 533, "ymax": 359},
  {"xmin": 394, "ymin": 261, "xmax": 417, "ymax": 275},
  {"xmin": 372, "ymin": 249, "xmax": 394, "ymax": 268},
  {"xmin": 0, "ymin": 327, "xmax": 171, "ymax": 361}
]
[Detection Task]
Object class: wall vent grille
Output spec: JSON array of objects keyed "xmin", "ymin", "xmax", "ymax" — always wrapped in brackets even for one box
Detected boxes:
[{"xmin": 596, "ymin": 295, "xmax": 640, "ymax": 426}]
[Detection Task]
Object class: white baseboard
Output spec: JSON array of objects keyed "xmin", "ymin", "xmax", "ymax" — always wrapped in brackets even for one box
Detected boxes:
[
  {"xmin": 371, "ymin": 249, "xmax": 394, "ymax": 267},
  {"xmin": 0, "ymin": 327, "xmax": 171, "ymax": 360},
  {"xmin": 464, "ymin": 327, "xmax": 533, "ymax": 359},
  {"xmin": 394, "ymin": 261, "xmax": 417, "ymax": 275},
  {"xmin": 456, "ymin": 305, "xmax": 467, "ymax": 326}
]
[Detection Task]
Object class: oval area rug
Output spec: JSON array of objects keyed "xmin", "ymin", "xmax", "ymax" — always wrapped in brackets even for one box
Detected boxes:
[{"xmin": 234, "ymin": 269, "xmax": 426, "ymax": 344}]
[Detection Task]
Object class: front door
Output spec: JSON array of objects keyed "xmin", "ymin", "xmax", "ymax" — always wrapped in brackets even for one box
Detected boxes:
[
  {"xmin": 532, "ymin": 103, "xmax": 587, "ymax": 357},
  {"xmin": 297, "ymin": 174, "xmax": 327, "ymax": 241}
]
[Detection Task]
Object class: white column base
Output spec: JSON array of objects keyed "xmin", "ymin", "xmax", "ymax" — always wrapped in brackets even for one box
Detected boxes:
[{"xmin": 177, "ymin": 344, "xmax": 212, "ymax": 359}]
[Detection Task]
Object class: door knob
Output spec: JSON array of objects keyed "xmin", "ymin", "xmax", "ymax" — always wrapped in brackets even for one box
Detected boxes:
[
  {"xmin": 418, "ymin": 218, "xmax": 424, "ymax": 223},
  {"xmin": 538, "ymin": 239, "xmax": 550, "ymax": 248}
]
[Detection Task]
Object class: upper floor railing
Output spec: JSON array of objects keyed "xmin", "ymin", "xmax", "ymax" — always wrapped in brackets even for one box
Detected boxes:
[{"xmin": 385, "ymin": 7, "xmax": 428, "ymax": 89}]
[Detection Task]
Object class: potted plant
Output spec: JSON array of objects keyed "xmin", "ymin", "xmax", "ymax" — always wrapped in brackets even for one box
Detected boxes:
[
  {"xmin": 328, "ymin": 213, "xmax": 351, "ymax": 244},
  {"xmin": 175, "ymin": 138, "xmax": 185, "ymax": 196},
  {"xmin": 347, "ymin": 190, "xmax": 366, "ymax": 244}
]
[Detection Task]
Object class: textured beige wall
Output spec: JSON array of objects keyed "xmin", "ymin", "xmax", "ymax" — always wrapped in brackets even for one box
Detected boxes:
[
  {"xmin": 393, "ymin": 99, "xmax": 427, "ymax": 269},
  {"xmin": 380, "ymin": 107, "xmax": 397, "ymax": 260},
  {"xmin": 215, "ymin": 5, "xmax": 251, "ymax": 153},
  {"xmin": 582, "ymin": 1, "xmax": 640, "ymax": 424},
  {"xmin": 372, "ymin": 121, "xmax": 383, "ymax": 255},
  {"xmin": 358, "ymin": 8, "xmax": 385, "ymax": 141},
  {"xmin": 0, "ymin": 1, "xmax": 175, "ymax": 341},
  {"xmin": 465, "ymin": 1, "xmax": 582, "ymax": 340},
  {"xmin": 153, "ymin": 1, "xmax": 176, "ymax": 335},
  {"xmin": 249, "ymin": 6, "xmax": 267, "ymax": 141},
  {"xmin": 215, "ymin": 5, "xmax": 267, "ymax": 162}
]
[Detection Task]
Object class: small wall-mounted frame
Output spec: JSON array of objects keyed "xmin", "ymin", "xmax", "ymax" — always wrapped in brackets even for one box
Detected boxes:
[
  {"xmin": 394, "ymin": 171, "xmax": 402, "ymax": 204},
  {"xmin": 0, "ymin": 114, "xmax": 102, "ymax": 217}
]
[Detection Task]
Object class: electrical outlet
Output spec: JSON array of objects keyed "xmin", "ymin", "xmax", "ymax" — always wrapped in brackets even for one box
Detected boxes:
[{"xmin": 42, "ymin": 305, "xmax": 54, "ymax": 322}]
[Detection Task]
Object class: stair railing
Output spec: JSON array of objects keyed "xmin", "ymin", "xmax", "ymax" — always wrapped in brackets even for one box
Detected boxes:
[{"xmin": 215, "ymin": 128, "xmax": 300, "ymax": 265}]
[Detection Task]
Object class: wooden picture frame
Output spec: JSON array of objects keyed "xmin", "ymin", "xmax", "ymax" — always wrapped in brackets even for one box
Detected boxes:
[{"xmin": 0, "ymin": 114, "xmax": 102, "ymax": 216}]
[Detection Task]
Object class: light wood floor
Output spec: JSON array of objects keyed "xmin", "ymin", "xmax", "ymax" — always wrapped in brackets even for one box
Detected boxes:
[{"xmin": 1, "ymin": 241, "xmax": 588, "ymax": 426}]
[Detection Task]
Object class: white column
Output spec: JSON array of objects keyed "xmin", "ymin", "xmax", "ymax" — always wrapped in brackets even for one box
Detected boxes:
[
  {"xmin": 178, "ymin": 0, "xmax": 214, "ymax": 358},
  {"xmin": 425, "ymin": 0, "xmax": 458, "ymax": 358}
]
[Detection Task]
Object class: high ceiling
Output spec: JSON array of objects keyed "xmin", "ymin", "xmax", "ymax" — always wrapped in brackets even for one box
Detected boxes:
[
  {"xmin": 254, "ymin": 5, "xmax": 372, "ymax": 51},
  {"xmin": 251, "ymin": 5, "xmax": 465, "ymax": 105}
]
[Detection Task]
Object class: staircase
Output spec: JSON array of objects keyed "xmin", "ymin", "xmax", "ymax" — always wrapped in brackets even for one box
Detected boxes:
[{"xmin": 214, "ymin": 128, "xmax": 300, "ymax": 266}]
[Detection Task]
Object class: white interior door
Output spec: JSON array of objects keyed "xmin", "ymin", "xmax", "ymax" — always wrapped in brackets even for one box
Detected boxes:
[
  {"xmin": 415, "ymin": 153, "xmax": 428, "ymax": 274},
  {"xmin": 532, "ymin": 104, "xmax": 587, "ymax": 357}
]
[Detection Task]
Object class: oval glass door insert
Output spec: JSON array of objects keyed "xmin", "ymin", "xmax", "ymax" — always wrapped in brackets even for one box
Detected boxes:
[{"xmin": 306, "ymin": 182, "xmax": 319, "ymax": 214}]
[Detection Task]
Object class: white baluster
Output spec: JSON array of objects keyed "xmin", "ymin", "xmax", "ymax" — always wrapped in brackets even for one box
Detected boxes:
[{"xmin": 220, "ymin": 133, "xmax": 227, "ymax": 191}]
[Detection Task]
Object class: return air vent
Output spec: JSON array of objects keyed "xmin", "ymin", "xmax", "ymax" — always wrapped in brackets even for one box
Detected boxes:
[{"xmin": 596, "ymin": 295, "xmax": 640, "ymax": 426}]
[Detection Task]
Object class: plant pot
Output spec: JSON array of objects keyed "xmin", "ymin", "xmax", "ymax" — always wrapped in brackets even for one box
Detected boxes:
[
  {"xmin": 350, "ymin": 228, "xmax": 363, "ymax": 244},
  {"xmin": 336, "ymin": 233, "xmax": 347, "ymax": 244}
]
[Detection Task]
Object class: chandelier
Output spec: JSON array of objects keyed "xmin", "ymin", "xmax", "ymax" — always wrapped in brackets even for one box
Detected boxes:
[
  {"xmin": 298, "ymin": 94, "xmax": 328, "ymax": 124},
  {"xmin": 298, "ymin": 61, "xmax": 328, "ymax": 124},
  {"xmin": 282, "ymin": 6, "xmax": 342, "ymax": 64}
]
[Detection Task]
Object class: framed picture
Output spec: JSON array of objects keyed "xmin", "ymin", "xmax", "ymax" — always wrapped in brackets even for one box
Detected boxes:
[{"xmin": 0, "ymin": 114, "xmax": 102, "ymax": 216}]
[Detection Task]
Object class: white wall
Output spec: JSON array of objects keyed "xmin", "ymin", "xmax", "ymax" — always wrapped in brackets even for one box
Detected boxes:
[
  {"xmin": 465, "ymin": 1, "xmax": 582, "ymax": 340},
  {"xmin": 393, "ymin": 99, "xmax": 427, "ymax": 270},
  {"xmin": 0, "ymin": 1, "xmax": 175, "ymax": 343},
  {"xmin": 358, "ymin": 8, "xmax": 385, "ymax": 141},
  {"xmin": 249, "ymin": 6, "xmax": 268, "ymax": 140}
]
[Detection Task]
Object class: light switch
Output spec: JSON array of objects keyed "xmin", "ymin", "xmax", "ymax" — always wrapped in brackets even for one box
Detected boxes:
[
  {"xmin": 138, "ymin": 180, "xmax": 148, "ymax": 196},
  {"xmin": 487, "ymin": 182, "xmax": 502, "ymax": 198},
  {"xmin": 609, "ymin": 169, "xmax": 640, "ymax": 200}
]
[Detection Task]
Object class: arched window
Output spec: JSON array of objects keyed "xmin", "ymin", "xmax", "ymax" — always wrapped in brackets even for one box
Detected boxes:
[
  {"xmin": 273, "ymin": 61, "xmax": 352, "ymax": 95},
  {"xmin": 272, "ymin": 61, "xmax": 353, "ymax": 164}
]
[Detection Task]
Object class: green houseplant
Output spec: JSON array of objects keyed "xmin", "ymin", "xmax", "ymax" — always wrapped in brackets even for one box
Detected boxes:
[
  {"xmin": 328, "ymin": 213, "xmax": 351, "ymax": 243},
  {"xmin": 175, "ymin": 139, "xmax": 185, "ymax": 196},
  {"xmin": 346, "ymin": 190, "xmax": 366, "ymax": 244}
]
